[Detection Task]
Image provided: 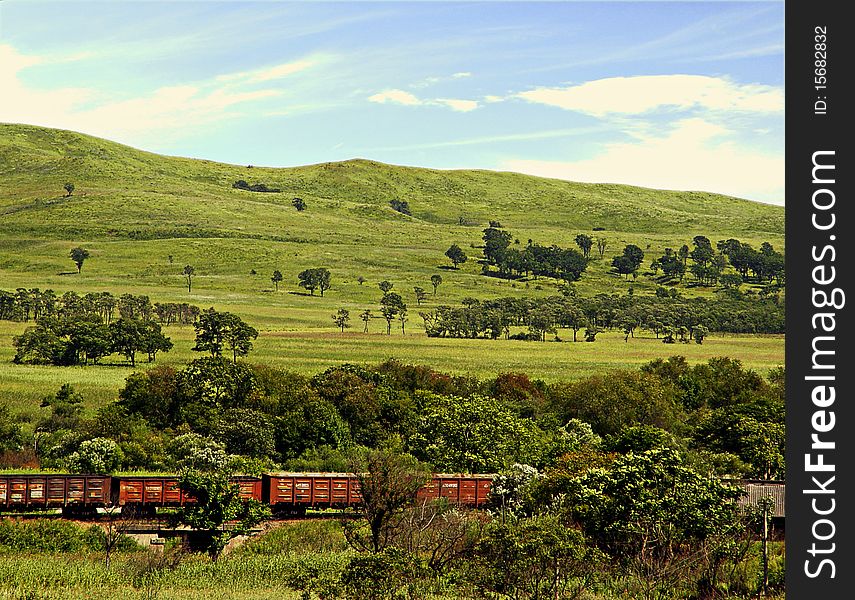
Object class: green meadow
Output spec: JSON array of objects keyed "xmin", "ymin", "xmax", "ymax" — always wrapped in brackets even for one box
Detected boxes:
[{"xmin": 0, "ymin": 123, "xmax": 785, "ymax": 415}]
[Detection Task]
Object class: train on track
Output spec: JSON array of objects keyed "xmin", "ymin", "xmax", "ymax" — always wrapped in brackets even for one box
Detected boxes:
[{"xmin": 0, "ymin": 472, "xmax": 495, "ymax": 516}]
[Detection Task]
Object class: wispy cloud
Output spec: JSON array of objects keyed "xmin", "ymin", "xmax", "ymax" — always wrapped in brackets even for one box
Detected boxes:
[
  {"xmin": 517, "ymin": 75, "xmax": 783, "ymax": 117},
  {"xmin": 368, "ymin": 88, "xmax": 480, "ymax": 112},
  {"xmin": 0, "ymin": 43, "xmax": 317, "ymax": 142}
]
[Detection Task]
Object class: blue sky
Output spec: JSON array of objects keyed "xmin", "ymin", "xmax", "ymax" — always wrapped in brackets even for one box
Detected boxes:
[{"xmin": 0, "ymin": 1, "xmax": 784, "ymax": 203}]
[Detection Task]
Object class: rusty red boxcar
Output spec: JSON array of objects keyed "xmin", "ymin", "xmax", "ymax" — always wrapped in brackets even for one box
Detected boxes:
[
  {"xmin": 0, "ymin": 474, "xmax": 111, "ymax": 511},
  {"xmin": 115, "ymin": 475, "xmax": 262, "ymax": 507}
]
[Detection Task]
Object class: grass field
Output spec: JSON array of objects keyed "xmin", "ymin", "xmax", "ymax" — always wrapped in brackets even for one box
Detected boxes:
[
  {"xmin": 0, "ymin": 318, "xmax": 784, "ymax": 420},
  {"xmin": 0, "ymin": 124, "xmax": 786, "ymax": 419}
]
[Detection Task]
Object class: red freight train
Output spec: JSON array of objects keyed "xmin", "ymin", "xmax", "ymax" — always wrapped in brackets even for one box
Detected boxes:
[{"xmin": 0, "ymin": 472, "xmax": 494, "ymax": 515}]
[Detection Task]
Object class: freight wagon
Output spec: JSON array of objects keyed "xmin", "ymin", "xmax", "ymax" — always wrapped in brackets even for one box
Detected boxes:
[{"xmin": 0, "ymin": 474, "xmax": 111, "ymax": 514}]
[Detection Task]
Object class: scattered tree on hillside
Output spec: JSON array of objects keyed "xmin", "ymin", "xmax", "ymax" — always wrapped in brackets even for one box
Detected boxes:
[
  {"xmin": 596, "ymin": 238, "xmax": 607, "ymax": 259},
  {"xmin": 380, "ymin": 292, "xmax": 406, "ymax": 335},
  {"xmin": 298, "ymin": 268, "xmax": 332, "ymax": 296},
  {"xmin": 413, "ymin": 287, "xmax": 427, "ymax": 306},
  {"xmin": 575, "ymin": 234, "xmax": 593, "ymax": 258},
  {"xmin": 389, "ymin": 199, "xmax": 412, "ymax": 216},
  {"xmin": 70, "ymin": 247, "xmax": 89, "ymax": 274},
  {"xmin": 333, "ymin": 308, "xmax": 351, "ymax": 333},
  {"xmin": 430, "ymin": 274, "xmax": 442, "ymax": 296},
  {"xmin": 612, "ymin": 245, "xmax": 644, "ymax": 279},
  {"xmin": 63, "ymin": 182, "xmax": 75, "ymax": 197},
  {"xmin": 271, "ymin": 270, "xmax": 283, "ymax": 291},
  {"xmin": 192, "ymin": 309, "xmax": 258, "ymax": 362},
  {"xmin": 292, "ymin": 197, "xmax": 306, "ymax": 211},
  {"xmin": 398, "ymin": 307, "xmax": 408, "ymax": 335},
  {"xmin": 360, "ymin": 309, "xmax": 372, "ymax": 333},
  {"xmin": 445, "ymin": 244, "xmax": 467, "ymax": 269},
  {"xmin": 357, "ymin": 276, "xmax": 367, "ymax": 286},
  {"xmin": 183, "ymin": 265, "xmax": 195, "ymax": 293},
  {"xmin": 378, "ymin": 281, "xmax": 394, "ymax": 297}
]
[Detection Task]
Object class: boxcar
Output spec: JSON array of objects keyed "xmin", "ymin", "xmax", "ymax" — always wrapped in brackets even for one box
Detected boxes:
[
  {"xmin": 115, "ymin": 475, "xmax": 262, "ymax": 508},
  {"xmin": 0, "ymin": 474, "xmax": 111, "ymax": 512},
  {"xmin": 263, "ymin": 473, "xmax": 361, "ymax": 513},
  {"xmin": 263, "ymin": 472, "xmax": 493, "ymax": 513},
  {"xmin": 417, "ymin": 474, "xmax": 493, "ymax": 507}
]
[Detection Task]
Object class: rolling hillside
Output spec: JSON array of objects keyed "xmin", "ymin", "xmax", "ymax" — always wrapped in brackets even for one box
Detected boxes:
[{"xmin": 0, "ymin": 123, "xmax": 783, "ymax": 301}]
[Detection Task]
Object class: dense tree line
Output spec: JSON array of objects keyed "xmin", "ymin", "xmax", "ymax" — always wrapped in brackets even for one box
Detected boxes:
[
  {"xmin": 480, "ymin": 227, "xmax": 589, "ymax": 283},
  {"xmin": 0, "ymin": 289, "xmax": 200, "ymax": 326},
  {"xmin": 2, "ymin": 355, "xmax": 783, "ymax": 485},
  {"xmin": 650, "ymin": 236, "xmax": 785, "ymax": 287},
  {"xmin": 232, "ymin": 180, "xmax": 281, "ymax": 193},
  {"xmin": 419, "ymin": 288, "xmax": 784, "ymax": 341}
]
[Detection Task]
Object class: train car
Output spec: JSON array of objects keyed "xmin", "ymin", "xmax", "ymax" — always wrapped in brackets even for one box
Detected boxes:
[
  {"xmin": 114, "ymin": 475, "xmax": 262, "ymax": 511},
  {"xmin": 263, "ymin": 472, "xmax": 493, "ymax": 514},
  {"xmin": 0, "ymin": 474, "xmax": 111, "ymax": 513},
  {"xmin": 416, "ymin": 474, "xmax": 493, "ymax": 507},
  {"xmin": 263, "ymin": 472, "xmax": 361, "ymax": 514}
]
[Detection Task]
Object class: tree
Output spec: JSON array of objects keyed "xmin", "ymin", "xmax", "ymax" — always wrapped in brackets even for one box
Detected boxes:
[
  {"xmin": 575, "ymin": 233, "xmax": 594, "ymax": 258},
  {"xmin": 343, "ymin": 449, "xmax": 430, "ymax": 553},
  {"xmin": 292, "ymin": 197, "xmax": 306, "ymax": 211},
  {"xmin": 193, "ymin": 309, "xmax": 258, "ymax": 362},
  {"xmin": 378, "ymin": 280, "xmax": 394, "ymax": 296},
  {"xmin": 109, "ymin": 318, "xmax": 146, "ymax": 366},
  {"xmin": 67, "ymin": 438, "xmax": 124, "ymax": 474},
  {"xmin": 430, "ymin": 274, "xmax": 442, "ymax": 295},
  {"xmin": 408, "ymin": 393, "xmax": 545, "ymax": 472},
  {"xmin": 445, "ymin": 244, "xmax": 467, "ymax": 269},
  {"xmin": 564, "ymin": 448, "xmax": 742, "ymax": 599},
  {"xmin": 298, "ymin": 268, "xmax": 332, "ymax": 296},
  {"xmin": 596, "ymin": 238, "xmax": 607, "ymax": 259},
  {"xmin": 473, "ymin": 515, "xmax": 603, "ymax": 600},
  {"xmin": 69, "ymin": 247, "xmax": 89, "ymax": 274},
  {"xmin": 332, "ymin": 308, "xmax": 351, "ymax": 332},
  {"xmin": 360, "ymin": 309, "xmax": 372, "ymax": 333},
  {"xmin": 357, "ymin": 276, "xmax": 367, "ymax": 286},
  {"xmin": 413, "ymin": 286, "xmax": 427, "ymax": 306},
  {"xmin": 64, "ymin": 182, "xmax": 75, "ymax": 197},
  {"xmin": 170, "ymin": 469, "xmax": 270, "ymax": 561},
  {"xmin": 380, "ymin": 292, "xmax": 405, "ymax": 335},
  {"xmin": 142, "ymin": 320, "xmax": 173, "ymax": 362},
  {"xmin": 398, "ymin": 307, "xmax": 408, "ymax": 335},
  {"xmin": 271, "ymin": 270, "xmax": 283, "ymax": 291},
  {"xmin": 0, "ymin": 403, "xmax": 24, "ymax": 455},
  {"xmin": 183, "ymin": 265, "xmax": 195, "ymax": 293}
]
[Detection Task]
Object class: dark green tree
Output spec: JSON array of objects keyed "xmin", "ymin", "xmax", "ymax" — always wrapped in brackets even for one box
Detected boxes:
[
  {"xmin": 332, "ymin": 308, "xmax": 351, "ymax": 332},
  {"xmin": 430, "ymin": 274, "xmax": 442, "ymax": 295},
  {"xmin": 69, "ymin": 247, "xmax": 89, "ymax": 274},
  {"xmin": 63, "ymin": 182, "xmax": 75, "ymax": 197},
  {"xmin": 271, "ymin": 270, "xmax": 283, "ymax": 291},
  {"xmin": 183, "ymin": 265, "xmax": 195, "ymax": 293},
  {"xmin": 445, "ymin": 244, "xmax": 467, "ymax": 269}
]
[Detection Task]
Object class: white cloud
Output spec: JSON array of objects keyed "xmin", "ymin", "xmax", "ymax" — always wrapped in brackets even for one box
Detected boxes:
[
  {"xmin": 517, "ymin": 75, "xmax": 783, "ymax": 117},
  {"xmin": 368, "ymin": 89, "xmax": 422, "ymax": 106},
  {"xmin": 436, "ymin": 98, "xmax": 479, "ymax": 112},
  {"xmin": 484, "ymin": 95, "xmax": 504, "ymax": 103},
  {"xmin": 368, "ymin": 89, "xmax": 479, "ymax": 112},
  {"xmin": 500, "ymin": 118, "xmax": 783, "ymax": 204},
  {"xmin": 451, "ymin": 72, "xmax": 471, "ymax": 79},
  {"xmin": 0, "ymin": 43, "xmax": 287, "ymax": 142},
  {"xmin": 216, "ymin": 58, "xmax": 318, "ymax": 84}
]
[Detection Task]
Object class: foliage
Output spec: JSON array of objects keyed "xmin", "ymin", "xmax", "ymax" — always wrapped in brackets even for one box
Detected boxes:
[
  {"xmin": 344, "ymin": 448, "xmax": 431, "ymax": 553},
  {"xmin": 472, "ymin": 514, "xmax": 605, "ymax": 600},
  {"xmin": 69, "ymin": 247, "xmax": 89, "ymax": 273},
  {"xmin": 67, "ymin": 437, "xmax": 124, "ymax": 473},
  {"xmin": 169, "ymin": 469, "xmax": 271, "ymax": 561},
  {"xmin": 298, "ymin": 267, "xmax": 332, "ymax": 296},
  {"xmin": 192, "ymin": 309, "xmax": 258, "ymax": 362},
  {"xmin": 444, "ymin": 244, "xmax": 467, "ymax": 268},
  {"xmin": 408, "ymin": 392, "xmax": 545, "ymax": 472}
]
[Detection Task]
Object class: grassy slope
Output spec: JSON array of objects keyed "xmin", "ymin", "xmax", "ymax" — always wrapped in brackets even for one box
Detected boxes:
[{"xmin": 0, "ymin": 123, "xmax": 784, "ymax": 414}]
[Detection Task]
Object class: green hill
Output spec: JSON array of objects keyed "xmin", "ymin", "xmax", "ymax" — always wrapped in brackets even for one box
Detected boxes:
[{"xmin": 0, "ymin": 123, "xmax": 785, "ymax": 405}]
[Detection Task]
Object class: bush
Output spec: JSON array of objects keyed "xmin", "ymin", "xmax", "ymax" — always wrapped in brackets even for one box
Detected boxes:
[
  {"xmin": 67, "ymin": 437, "xmax": 124, "ymax": 474},
  {"xmin": 0, "ymin": 519, "xmax": 134, "ymax": 553},
  {"xmin": 342, "ymin": 548, "xmax": 431, "ymax": 600}
]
